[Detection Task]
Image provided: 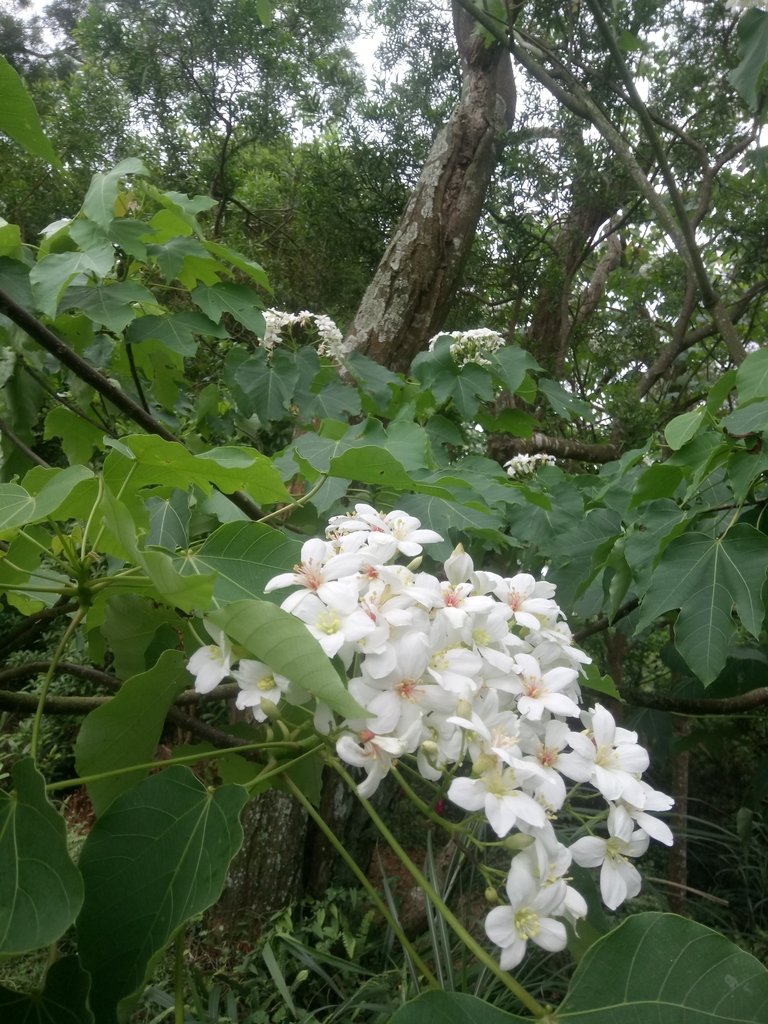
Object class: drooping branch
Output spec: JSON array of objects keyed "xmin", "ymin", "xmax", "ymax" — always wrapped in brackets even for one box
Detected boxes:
[{"xmin": 0, "ymin": 286, "xmax": 262, "ymax": 521}]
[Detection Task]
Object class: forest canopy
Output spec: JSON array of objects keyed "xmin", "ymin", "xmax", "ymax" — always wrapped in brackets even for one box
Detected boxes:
[{"xmin": 1, "ymin": 1, "xmax": 768, "ymax": 1021}]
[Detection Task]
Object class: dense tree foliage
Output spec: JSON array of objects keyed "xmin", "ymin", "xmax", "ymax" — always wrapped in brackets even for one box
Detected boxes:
[{"xmin": 2, "ymin": 0, "xmax": 768, "ymax": 1020}]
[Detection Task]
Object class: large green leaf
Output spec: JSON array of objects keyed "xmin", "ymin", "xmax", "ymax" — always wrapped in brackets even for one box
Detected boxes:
[
  {"xmin": 737, "ymin": 346, "xmax": 768, "ymax": 404},
  {"xmin": 126, "ymin": 311, "xmax": 225, "ymax": 356},
  {"xmin": 0, "ymin": 483, "xmax": 35, "ymax": 532},
  {"xmin": 389, "ymin": 914, "xmax": 768, "ymax": 1023},
  {"xmin": 729, "ymin": 8, "xmax": 768, "ymax": 110},
  {"xmin": 0, "ymin": 957, "xmax": 93, "ymax": 1024},
  {"xmin": 0, "ymin": 758, "xmax": 84, "ymax": 955},
  {"xmin": 0, "ymin": 56, "xmax": 59, "ymax": 164},
  {"xmin": 179, "ymin": 521, "xmax": 302, "ymax": 603},
  {"xmin": 118, "ymin": 435, "xmax": 290, "ymax": 503},
  {"xmin": 192, "ymin": 282, "xmax": 265, "ymax": 335},
  {"xmin": 388, "ymin": 991, "xmax": 526, "ymax": 1023},
  {"xmin": 74, "ymin": 650, "xmax": 191, "ymax": 815},
  {"xmin": 558, "ymin": 912, "xmax": 768, "ymax": 1022},
  {"xmin": 722, "ymin": 400, "xmax": 768, "ymax": 437},
  {"xmin": 225, "ymin": 346, "xmax": 297, "ymax": 420},
  {"xmin": 30, "ymin": 251, "xmax": 114, "ymax": 318},
  {"xmin": 207, "ymin": 599, "xmax": 366, "ymax": 719},
  {"xmin": 77, "ymin": 767, "xmax": 246, "ymax": 1024},
  {"xmin": 636, "ymin": 524, "xmax": 768, "ymax": 683},
  {"xmin": 60, "ymin": 281, "xmax": 154, "ymax": 333},
  {"xmin": 81, "ymin": 158, "xmax": 149, "ymax": 229}
]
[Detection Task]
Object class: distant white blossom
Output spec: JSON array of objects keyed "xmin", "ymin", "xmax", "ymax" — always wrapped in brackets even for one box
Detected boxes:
[
  {"xmin": 428, "ymin": 328, "xmax": 506, "ymax": 367},
  {"xmin": 262, "ymin": 308, "xmax": 346, "ymax": 360},
  {"xmin": 505, "ymin": 453, "xmax": 556, "ymax": 478}
]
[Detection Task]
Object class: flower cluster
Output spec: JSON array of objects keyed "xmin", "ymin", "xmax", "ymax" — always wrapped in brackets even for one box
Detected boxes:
[
  {"xmin": 187, "ymin": 507, "xmax": 672, "ymax": 970},
  {"xmin": 428, "ymin": 328, "xmax": 506, "ymax": 367},
  {"xmin": 505, "ymin": 453, "xmax": 556, "ymax": 478},
  {"xmin": 262, "ymin": 308, "xmax": 345, "ymax": 360}
]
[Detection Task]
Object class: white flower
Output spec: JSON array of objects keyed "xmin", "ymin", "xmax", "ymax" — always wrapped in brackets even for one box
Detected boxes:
[
  {"xmin": 187, "ymin": 624, "xmax": 233, "ymax": 693},
  {"xmin": 233, "ymin": 660, "xmax": 290, "ymax": 722},
  {"xmin": 570, "ymin": 806, "xmax": 650, "ymax": 910},
  {"xmin": 567, "ymin": 704, "xmax": 649, "ymax": 806},
  {"xmin": 509, "ymin": 652, "xmax": 580, "ymax": 721},
  {"xmin": 290, "ymin": 590, "xmax": 376, "ymax": 659},
  {"xmin": 448, "ymin": 766, "xmax": 548, "ymax": 837},
  {"xmin": 336, "ymin": 727, "xmax": 412, "ymax": 798},
  {"xmin": 485, "ymin": 859, "xmax": 568, "ymax": 969}
]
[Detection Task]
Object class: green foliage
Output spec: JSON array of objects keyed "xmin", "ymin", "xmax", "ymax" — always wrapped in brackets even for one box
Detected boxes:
[
  {"xmin": 391, "ymin": 914, "xmax": 768, "ymax": 1023},
  {"xmin": 77, "ymin": 767, "xmax": 247, "ymax": 1023},
  {"xmin": 0, "ymin": 55, "xmax": 59, "ymax": 165},
  {"xmin": 0, "ymin": 757, "xmax": 83, "ymax": 955}
]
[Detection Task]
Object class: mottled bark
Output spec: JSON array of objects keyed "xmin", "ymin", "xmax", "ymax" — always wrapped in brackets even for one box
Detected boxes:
[
  {"xmin": 343, "ymin": 2, "xmax": 516, "ymax": 373},
  {"xmin": 214, "ymin": 789, "xmax": 308, "ymax": 932}
]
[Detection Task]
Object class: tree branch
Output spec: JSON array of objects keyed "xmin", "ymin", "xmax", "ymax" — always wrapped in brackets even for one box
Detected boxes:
[
  {"xmin": 0, "ymin": 286, "xmax": 262, "ymax": 521},
  {"xmin": 494, "ymin": 431, "xmax": 619, "ymax": 464},
  {"xmin": 620, "ymin": 686, "xmax": 768, "ymax": 715}
]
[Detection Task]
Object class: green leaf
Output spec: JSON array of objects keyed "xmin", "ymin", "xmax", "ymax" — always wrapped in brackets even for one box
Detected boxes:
[
  {"xmin": 664, "ymin": 407, "xmax": 706, "ymax": 450},
  {"xmin": 179, "ymin": 521, "xmax": 302, "ymax": 604},
  {"xmin": 723, "ymin": 400, "xmax": 768, "ymax": 437},
  {"xmin": 44, "ymin": 406, "xmax": 105, "ymax": 465},
  {"xmin": 100, "ymin": 593, "xmax": 181, "ymax": 680},
  {"xmin": 75, "ymin": 650, "xmax": 191, "ymax": 815},
  {"xmin": 628, "ymin": 463, "xmax": 683, "ymax": 507},
  {"xmin": 0, "ymin": 957, "xmax": 93, "ymax": 1024},
  {"xmin": 539, "ymin": 378, "xmax": 594, "ymax": 421},
  {"xmin": 0, "ymin": 483, "xmax": 35, "ymax": 532},
  {"xmin": 204, "ymin": 241, "xmax": 270, "ymax": 289},
  {"xmin": 82, "ymin": 158, "xmax": 149, "ymax": 229},
  {"xmin": 389, "ymin": 991, "xmax": 526, "ymax": 1023},
  {"xmin": 126, "ymin": 311, "xmax": 225, "ymax": 356},
  {"xmin": 119, "ymin": 435, "xmax": 290, "ymax": 503},
  {"xmin": 729, "ymin": 8, "xmax": 768, "ymax": 110},
  {"xmin": 207, "ymin": 599, "xmax": 366, "ymax": 719},
  {"xmin": 225, "ymin": 346, "xmax": 296, "ymax": 421},
  {"xmin": 60, "ymin": 281, "xmax": 154, "ymax": 333},
  {"xmin": 488, "ymin": 345, "xmax": 540, "ymax": 394},
  {"xmin": 558, "ymin": 912, "xmax": 768, "ymax": 1022},
  {"xmin": 0, "ymin": 56, "xmax": 59, "ymax": 165},
  {"xmin": 737, "ymin": 347, "xmax": 768, "ymax": 404},
  {"xmin": 0, "ymin": 758, "xmax": 84, "ymax": 954},
  {"xmin": 581, "ymin": 663, "xmax": 621, "ymax": 700},
  {"xmin": 343, "ymin": 351, "xmax": 402, "ymax": 409},
  {"xmin": 192, "ymin": 282, "xmax": 265, "ymax": 335},
  {"xmin": 0, "ymin": 257, "xmax": 33, "ymax": 309},
  {"xmin": 147, "ymin": 489, "xmax": 191, "ymax": 550},
  {"xmin": 636, "ymin": 525, "xmax": 768, "ymax": 683},
  {"xmin": 28, "ymin": 464, "xmax": 95, "ymax": 520},
  {"xmin": 76, "ymin": 767, "xmax": 246, "ymax": 1024},
  {"xmin": 30, "ymin": 251, "xmax": 114, "ymax": 318}
]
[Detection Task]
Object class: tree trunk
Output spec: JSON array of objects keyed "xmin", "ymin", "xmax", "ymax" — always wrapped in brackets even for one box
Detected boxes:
[{"xmin": 343, "ymin": 1, "xmax": 516, "ymax": 373}]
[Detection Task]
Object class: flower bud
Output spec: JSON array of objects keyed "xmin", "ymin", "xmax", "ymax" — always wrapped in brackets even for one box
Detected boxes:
[
  {"xmin": 444, "ymin": 544, "xmax": 473, "ymax": 584},
  {"xmin": 484, "ymin": 886, "xmax": 500, "ymax": 904},
  {"xmin": 502, "ymin": 833, "xmax": 535, "ymax": 851}
]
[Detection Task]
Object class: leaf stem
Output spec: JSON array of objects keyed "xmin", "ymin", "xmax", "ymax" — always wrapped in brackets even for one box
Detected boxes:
[
  {"xmin": 174, "ymin": 928, "xmax": 186, "ymax": 1024},
  {"xmin": 30, "ymin": 606, "xmax": 85, "ymax": 759},
  {"xmin": 46, "ymin": 738, "xmax": 317, "ymax": 792},
  {"xmin": 281, "ymin": 771, "xmax": 440, "ymax": 989},
  {"xmin": 257, "ymin": 474, "xmax": 328, "ymax": 525},
  {"xmin": 331, "ymin": 758, "xmax": 547, "ymax": 1018}
]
